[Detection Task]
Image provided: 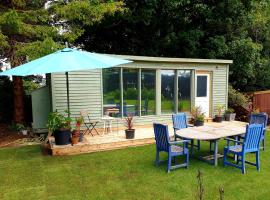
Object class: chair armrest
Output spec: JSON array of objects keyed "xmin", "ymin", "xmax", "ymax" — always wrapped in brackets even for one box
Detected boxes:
[
  {"xmin": 169, "ymin": 140, "xmax": 190, "ymax": 145},
  {"xmin": 173, "ymin": 127, "xmax": 179, "ymax": 130},
  {"xmin": 224, "ymin": 138, "xmax": 244, "ymax": 144}
]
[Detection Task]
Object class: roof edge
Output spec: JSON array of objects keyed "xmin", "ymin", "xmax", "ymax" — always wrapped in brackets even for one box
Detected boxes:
[{"xmin": 105, "ymin": 54, "xmax": 233, "ymax": 64}]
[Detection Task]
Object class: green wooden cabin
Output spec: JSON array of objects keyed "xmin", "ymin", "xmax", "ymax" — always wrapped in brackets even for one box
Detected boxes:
[{"xmin": 31, "ymin": 55, "xmax": 232, "ymax": 130}]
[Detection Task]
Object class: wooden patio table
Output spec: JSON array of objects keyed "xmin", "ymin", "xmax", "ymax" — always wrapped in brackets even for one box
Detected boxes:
[{"xmin": 175, "ymin": 121, "xmax": 247, "ymax": 166}]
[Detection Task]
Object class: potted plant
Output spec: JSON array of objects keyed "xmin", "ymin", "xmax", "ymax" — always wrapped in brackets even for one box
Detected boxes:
[
  {"xmin": 215, "ymin": 105, "xmax": 225, "ymax": 123},
  {"xmin": 71, "ymin": 130, "xmax": 80, "ymax": 145},
  {"xmin": 224, "ymin": 108, "xmax": 236, "ymax": 121},
  {"xmin": 76, "ymin": 117, "xmax": 84, "ymax": 142},
  {"xmin": 124, "ymin": 114, "xmax": 135, "ymax": 139},
  {"xmin": 47, "ymin": 110, "xmax": 72, "ymax": 145},
  {"xmin": 191, "ymin": 106, "xmax": 205, "ymax": 126}
]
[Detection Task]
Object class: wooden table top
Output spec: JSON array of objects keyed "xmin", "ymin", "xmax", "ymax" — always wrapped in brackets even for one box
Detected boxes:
[{"xmin": 176, "ymin": 121, "xmax": 247, "ymax": 140}]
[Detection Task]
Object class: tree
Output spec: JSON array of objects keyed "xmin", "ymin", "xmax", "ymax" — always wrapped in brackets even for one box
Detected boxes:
[
  {"xmin": 0, "ymin": 0, "xmax": 124, "ymax": 123},
  {"xmin": 0, "ymin": 1, "xmax": 60, "ymax": 123},
  {"xmin": 77, "ymin": 0, "xmax": 270, "ymax": 92}
]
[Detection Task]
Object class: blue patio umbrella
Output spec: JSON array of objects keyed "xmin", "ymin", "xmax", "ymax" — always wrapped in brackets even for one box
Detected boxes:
[{"xmin": 0, "ymin": 48, "xmax": 132, "ymax": 116}]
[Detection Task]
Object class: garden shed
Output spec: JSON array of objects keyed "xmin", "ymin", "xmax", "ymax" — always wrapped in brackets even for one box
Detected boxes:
[{"xmin": 31, "ymin": 55, "xmax": 232, "ymax": 129}]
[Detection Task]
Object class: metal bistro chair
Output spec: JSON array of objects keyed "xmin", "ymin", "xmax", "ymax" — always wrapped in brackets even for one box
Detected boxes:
[
  {"xmin": 153, "ymin": 123, "xmax": 189, "ymax": 173},
  {"xmin": 80, "ymin": 110, "xmax": 100, "ymax": 136},
  {"xmin": 172, "ymin": 113, "xmax": 200, "ymax": 153},
  {"xmin": 249, "ymin": 113, "xmax": 268, "ymax": 150},
  {"xmin": 224, "ymin": 124, "xmax": 264, "ymax": 174}
]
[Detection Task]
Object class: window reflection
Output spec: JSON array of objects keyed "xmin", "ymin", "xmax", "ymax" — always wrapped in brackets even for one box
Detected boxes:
[
  {"xmin": 161, "ymin": 70, "xmax": 175, "ymax": 113},
  {"xmin": 178, "ymin": 70, "xmax": 191, "ymax": 112},
  {"xmin": 141, "ymin": 70, "xmax": 156, "ymax": 115},
  {"xmin": 102, "ymin": 68, "xmax": 120, "ymax": 117},
  {"xmin": 123, "ymin": 69, "xmax": 139, "ymax": 116}
]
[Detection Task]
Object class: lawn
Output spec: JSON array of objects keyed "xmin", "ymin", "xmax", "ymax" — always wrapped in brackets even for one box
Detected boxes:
[{"xmin": 1, "ymin": 136, "xmax": 270, "ymax": 200}]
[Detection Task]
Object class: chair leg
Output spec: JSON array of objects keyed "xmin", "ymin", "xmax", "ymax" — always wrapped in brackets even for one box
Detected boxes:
[
  {"xmin": 190, "ymin": 140, "xmax": 194, "ymax": 155},
  {"xmin": 223, "ymin": 149, "xmax": 227, "ymax": 166},
  {"xmin": 241, "ymin": 155, "xmax": 246, "ymax": 174},
  {"xmin": 197, "ymin": 140, "xmax": 201, "ymax": 151},
  {"xmin": 236, "ymin": 155, "xmax": 240, "ymax": 164},
  {"xmin": 167, "ymin": 155, "xmax": 172, "ymax": 173},
  {"xmin": 262, "ymin": 139, "xmax": 265, "ymax": 151},
  {"xmin": 210, "ymin": 141, "xmax": 212, "ymax": 152},
  {"xmin": 256, "ymin": 151, "xmax": 260, "ymax": 171},
  {"xmin": 186, "ymin": 152, "xmax": 189, "ymax": 168},
  {"xmin": 155, "ymin": 151, "xmax": 160, "ymax": 166}
]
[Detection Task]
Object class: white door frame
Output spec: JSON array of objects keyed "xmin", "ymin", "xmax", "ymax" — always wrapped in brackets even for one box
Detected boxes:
[{"xmin": 195, "ymin": 71, "xmax": 212, "ymax": 117}]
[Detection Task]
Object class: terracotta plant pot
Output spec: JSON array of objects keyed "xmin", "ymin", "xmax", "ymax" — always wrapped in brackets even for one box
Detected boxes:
[
  {"xmin": 224, "ymin": 113, "xmax": 236, "ymax": 121},
  {"xmin": 194, "ymin": 120, "xmax": 204, "ymax": 126},
  {"xmin": 125, "ymin": 129, "xmax": 135, "ymax": 139},
  {"xmin": 71, "ymin": 136, "xmax": 80, "ymax": 145},
  {"xmin": 215, "ymin": 115, "xmax": 223, "ymax": 123}
]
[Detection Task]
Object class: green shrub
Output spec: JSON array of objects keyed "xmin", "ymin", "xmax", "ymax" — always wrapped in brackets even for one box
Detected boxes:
[{"xmin": 228, "ymin": 85, "xmax": 248, "ymax": 108}]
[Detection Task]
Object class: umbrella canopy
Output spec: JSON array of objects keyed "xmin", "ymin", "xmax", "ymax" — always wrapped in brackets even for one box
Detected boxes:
[
  {"xmin": 0, "ymin": 48, "xmax": 132, "ymax": 116},
  {"xmin": 0, "ymin": 48, "xmax": 132, "ymax": 76}
]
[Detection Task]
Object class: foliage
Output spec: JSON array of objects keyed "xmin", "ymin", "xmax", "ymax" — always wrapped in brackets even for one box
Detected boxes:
[
  {"xmin": 51, "ymin": 0, "xmax": 125, "ymax": 43},
  {"xmin": 0, "ymin": 0, "xmax": 125, "ymax": 123},
  {"xmin": 124, "ymin": 114, "xmax": 134, "ymax": 130},
  {"xmin": 225, "ymin": 108, "xmax": 235, "ymax": 114},
  {"xmin": 215, "ymin": 105, "xmax": 225, "ymax": 117},
  {"xmin": 47, "ymin": 110, "xmax": 72, "ymax": 132},
  {"xmin": 228, "ymin": 85, "xmax": 248, "ymax": 108},
  {"xmin": 124, "ymin": 88, "xmax": 137, "ymax": 99},
  {"xmin": 9, "ymin": 122, "xmax": 25, "ymax": 132},
  {"xmin": 23, "ymin": 80, "xmax": 39, "ymax": 95},
  {"xmin": 191, "ymin": 106, "xmax": 205, "ymax": 122},
  {"xmin": 77, "ymin": 0, "xmax": 270, "ymax": 93}
]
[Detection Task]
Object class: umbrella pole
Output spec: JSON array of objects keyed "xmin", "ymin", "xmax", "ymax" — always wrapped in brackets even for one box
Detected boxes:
[{"xmin": 65, "ymin": 72, "xmax": 70, "ymax": 117}]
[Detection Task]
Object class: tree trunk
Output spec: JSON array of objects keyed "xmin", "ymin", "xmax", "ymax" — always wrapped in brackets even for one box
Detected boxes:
[
  {"xmin": 9, "ymin": 39, "xmax": 25, "ymax": 124},
  {"xmin": 13, "ymin": 76, "xmax": 24, "ymax": 123}
]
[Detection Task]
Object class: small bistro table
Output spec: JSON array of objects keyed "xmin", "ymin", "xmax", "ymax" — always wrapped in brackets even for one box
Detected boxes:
[
  {"xmin": 101, "ymin": 116, "xmax": 119, "ymax": 134},
  {"xmin": 175, "ymin": 121, "xmax": 247, "ymax": 166}
]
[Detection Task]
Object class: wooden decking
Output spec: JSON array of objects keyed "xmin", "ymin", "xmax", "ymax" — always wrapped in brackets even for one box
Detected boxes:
[
  {"xmin": 49, "ymin": 121, "xmax": 245, "ymax": 156},
  {"xmin": 49, "ymin": 125, "xmax": 174, "ymax": 156}
]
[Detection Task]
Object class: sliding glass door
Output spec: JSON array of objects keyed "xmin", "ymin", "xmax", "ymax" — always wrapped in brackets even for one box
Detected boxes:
[
  {"xmin": 141, "ymin": 70, "xmax": 156, "ymax": 115},
  {"xmin": 123, "ymin": 69, "xmax": 139, "ymax": 116},
  {"xmin": 178, "ymin": 70, "xmax": 191, "ymax": 112},
  {"xmin": 161, "ymin": 70, "xmax": 175, "ymax": 114}
]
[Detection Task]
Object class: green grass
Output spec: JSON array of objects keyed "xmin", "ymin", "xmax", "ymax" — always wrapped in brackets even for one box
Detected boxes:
[{"xmin": 1, "ymin": 137, "xmax": 270, "ymax": 200}]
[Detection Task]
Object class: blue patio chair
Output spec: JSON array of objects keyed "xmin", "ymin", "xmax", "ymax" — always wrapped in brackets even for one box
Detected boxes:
[
  {"xmin": 153, "ymin": 123, "xmax": 190, "ymax": 173},
  {"xmin": 223, "ymin": 124, "xmax": 264, "ymax": 174},
  {"xmin": 172, "ymin": 113, "xmax": 200, "ymax": 151},
  {"xmin": 249, "ymin": 113, "xmax": 268, "ymax": 150}
]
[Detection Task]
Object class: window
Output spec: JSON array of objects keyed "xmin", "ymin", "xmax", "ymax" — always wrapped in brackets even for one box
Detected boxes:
[
  {"xmin": 141, "ymin": 70, "xmax": 156, "ymax": 115},
  {"xmin": 123, "ymin": 69, "xmax": 139, "ymax": 116},
  {"xmin": 102, "ymin": 68, "xmax": 120, "ymax": 116},
  {"xmin": 197, "ymin": 75, "xmax": 207, "ymax": 97},
  {"xmin": 178, "ymin": 70, "xmax": 191, "ymax": 112},
  {"xmin": 161, "ymin": 70, "xmax": 175, "ymax": 113}
]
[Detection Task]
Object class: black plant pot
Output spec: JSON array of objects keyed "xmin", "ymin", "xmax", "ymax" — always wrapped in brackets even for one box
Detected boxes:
[
  {"xmin": 194, "ymin": 120, "xmax": 204, "ymax": 126},
  {"xmin": 54, "ymin": 129, "xmax": 71, "ymax": 145},
  {"xmin": 125, "ymin": 129, "xmax": 135, "ymax": 139},
  {"xmin": 215, "ymin": 115, "xmax": 223, "ymax": 123}
]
